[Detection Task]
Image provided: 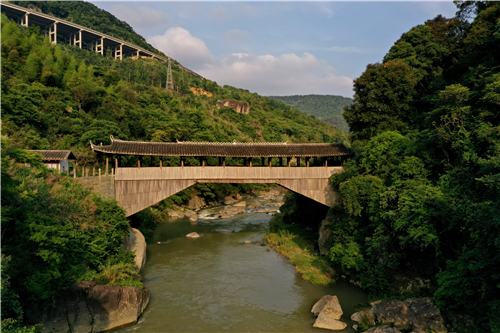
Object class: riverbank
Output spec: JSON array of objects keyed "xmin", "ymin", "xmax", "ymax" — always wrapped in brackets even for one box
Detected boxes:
[
  {"xmin": 263, "ymin": 213, "xmax": 335, "ymax": 286},
  {"xmin": 114, "ymin": 196, "xmax": 367, "ymax": 333}
]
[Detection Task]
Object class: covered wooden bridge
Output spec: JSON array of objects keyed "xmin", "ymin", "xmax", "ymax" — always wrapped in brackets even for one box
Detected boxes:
[{"xmin": 91, "ymin": 136, "xmax": 354, "ymax": 216}]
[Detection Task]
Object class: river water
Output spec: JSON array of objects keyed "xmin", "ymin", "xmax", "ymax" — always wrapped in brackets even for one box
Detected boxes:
[{"xmin": 116, "ymin": 198, "xmax": 367, "ymax": 332}]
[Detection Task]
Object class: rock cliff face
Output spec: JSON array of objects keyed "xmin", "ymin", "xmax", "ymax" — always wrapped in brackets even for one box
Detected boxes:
[
  {"xmin": 123, "ymin": 228, "xmax": 147, "ymax": 271},
  {"xmin": 216, "ymin": 100, "xmax": 250, "ymax": 114},
  {"xmin": 41, "ymin": 281, "xmax": 150, "ymax": 333}
]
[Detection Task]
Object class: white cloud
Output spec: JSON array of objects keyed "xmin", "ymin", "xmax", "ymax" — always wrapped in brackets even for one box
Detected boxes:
[
  {"xmin": 148, "ymin": 27, "xmax": 215, "ymax": 69},
  {"xmin": 109, "ymin": 4, "xmax": 169, "ymax": 29},
  {"xmin": 148, "ymin": 27, "xmax": 353, "ymax": 97},
  {"xmin": 199, "ymin": 52, "xmax": 353, "ymax": 97},
  {"xmin": 223, "ymin": 29, "xmax": 250, "ymax": 40}
]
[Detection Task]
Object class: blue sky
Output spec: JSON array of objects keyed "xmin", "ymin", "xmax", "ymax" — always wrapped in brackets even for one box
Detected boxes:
[{"xmin": 90, "ymin": 1, "xmax": 458, "ymax": 97}]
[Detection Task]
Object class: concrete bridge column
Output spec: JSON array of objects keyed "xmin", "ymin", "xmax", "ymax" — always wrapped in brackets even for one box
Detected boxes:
[
  {"xmin": 72, "ymin": 30, "xmax": 82, "ymax": 48},
  {"xmin": 114, "ymin": 44, "xmax": 123, "ymax": 60},
  {"xmin": 21, "ymin": 12, "xmax": 29, "ymax": 27},
  {"xmin": 49, "ymin": 22, "xmax": 57, "ymax": 45},
  {"xmin": 95, "ymin": 37, "xmax": 104, "ymax": 55}
]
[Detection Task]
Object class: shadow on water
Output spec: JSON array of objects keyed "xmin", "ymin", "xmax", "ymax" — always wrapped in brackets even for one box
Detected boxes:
[{"xmin": 114, "ymin": 201, "xmax": 367, "ymax": 332}]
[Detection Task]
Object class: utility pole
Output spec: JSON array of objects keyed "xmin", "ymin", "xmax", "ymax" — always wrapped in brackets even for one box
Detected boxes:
[{"xmin": 166, "ymin": 56, "xmax": 174, "ymax": 90}]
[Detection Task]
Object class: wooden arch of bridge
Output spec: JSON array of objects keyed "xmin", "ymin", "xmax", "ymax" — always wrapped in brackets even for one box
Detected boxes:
[{"xmin": 91, "ymin": 137, "xmax": 354, "ymax": 216}]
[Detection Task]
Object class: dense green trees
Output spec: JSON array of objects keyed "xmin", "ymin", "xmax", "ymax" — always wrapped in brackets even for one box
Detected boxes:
[
  {"xmin": 1, "ymin": 141, "xmax": 138, "ymax": 331},
  {"xmin": 323, "ymin": 2, "xmax": 500, "ymax": 330}
]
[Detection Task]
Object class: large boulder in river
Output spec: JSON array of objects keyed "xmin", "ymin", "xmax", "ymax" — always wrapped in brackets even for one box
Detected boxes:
[
  {"xmin": 167, "ymin": 209, "xmax": 184, "ymax": 218},
  {"xmin": 311, "ymin": 295, "xmax": 347, "ymax": 331},
  {"xmin": 41, "ymin": 281, "xmax": 149, "ymax": 333},
  {"xmin": 123, "ymin": 228, "xmax": 147, "ymax": 271},
  {"xmin": 188, "ymin": 195, "xmax": 206, "ymax": 210},
  {"xmin": 373, "ymin": 299, "xmax": 416, "ymax": 331},
  {"xmin": 184, "ymin": 209, "xmax": 198, "ymax": 222},
  {"xmin": 220, "ymin": 206, "xmax": 246, "ymax": 215},
  {"xmin": 223, "ymin": 196, "xmax": 238, "ymax": 205},
  {"xmin": 404, "ymin": 297, "xmax": 448, "ymax": 333},
  {"xmin": 248, "ymin": 201, "xmax": 262, "ymax": 209},
  {"xmin": 186, "ymin": 232, "xmax": 200, "ymax": 239},
  {"xmin": 233, "ymin": 201, "xmax": 247, "ymax": 207},
  {"xmin": 351, "ymin": 298, "xmax": 447, "ymax": 333}
]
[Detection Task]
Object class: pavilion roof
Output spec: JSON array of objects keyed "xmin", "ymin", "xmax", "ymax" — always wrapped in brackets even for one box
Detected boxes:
[
  {"xmin": 90, "ymin": 136, "xmax": 354, "ymax": 158},
  {"xmin": 27, "ymin": 150, "xmax": 76, "ymax": 161}
]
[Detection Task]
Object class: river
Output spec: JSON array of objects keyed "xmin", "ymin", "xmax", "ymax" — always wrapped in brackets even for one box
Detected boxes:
[{"xmin": 115, "ymin": 198, "xmax": 367, "ymax": 332}]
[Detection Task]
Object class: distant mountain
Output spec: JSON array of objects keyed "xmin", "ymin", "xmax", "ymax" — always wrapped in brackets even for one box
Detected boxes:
[{"xmin": 269, "ymin": 95, "xmax": 352, "ymax": 131}]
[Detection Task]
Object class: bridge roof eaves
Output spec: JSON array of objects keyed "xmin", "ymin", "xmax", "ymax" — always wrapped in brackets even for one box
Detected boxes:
[{"xmin": 90, "ymin": 136, "xmax": 354, "ymax": 157}]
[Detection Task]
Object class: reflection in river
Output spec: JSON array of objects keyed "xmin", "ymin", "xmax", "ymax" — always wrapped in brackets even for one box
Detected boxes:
[{"xmin": 115, "ymin": 200, "xmax": 367, "ymax": 332}]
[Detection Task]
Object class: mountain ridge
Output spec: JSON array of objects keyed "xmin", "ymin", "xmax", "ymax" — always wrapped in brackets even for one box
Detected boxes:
[{"xmin": 269, "ymin": 94, "xmax": 352, "ymax": 131}]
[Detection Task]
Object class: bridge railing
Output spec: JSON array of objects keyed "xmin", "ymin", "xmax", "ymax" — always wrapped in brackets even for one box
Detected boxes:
[{"xmin": 115, "ymin": 166, "xmax": 343, "ymax": 181}]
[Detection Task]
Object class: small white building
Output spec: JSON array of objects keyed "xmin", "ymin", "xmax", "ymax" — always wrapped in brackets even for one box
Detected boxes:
[{"xmin": 26, "ymin": 150, "xmax": 76, "ymax": 172}]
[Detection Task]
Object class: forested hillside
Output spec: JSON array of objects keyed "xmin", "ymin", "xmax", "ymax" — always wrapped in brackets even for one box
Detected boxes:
[
  {"xmin": 275, "ymin": 2, "xmax": 500, "ymax": 332},
  {"xmin": 1, "ymin": 14, "xmax": 342, "ymax": 155},
  {"xmin": 269, "ymin": 94, "xmax": 352, "ymax": 131}
]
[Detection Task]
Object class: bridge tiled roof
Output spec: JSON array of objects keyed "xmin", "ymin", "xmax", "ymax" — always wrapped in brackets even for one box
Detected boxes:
[
  {"xmin": 90, "ymin": 137, "xmax": 354, "ymax": 157},
  {"xmin": 27, "ymin": 150, "xmax": 76, "ymax": 160}
]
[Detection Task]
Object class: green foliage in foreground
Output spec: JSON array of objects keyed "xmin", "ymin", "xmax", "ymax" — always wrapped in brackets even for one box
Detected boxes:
[
  {"xmin": 1, "ymin": 144, "xmax": 139, "ymax": 323},
  {"xmin": 321, "ymin": 3, "xmax": 500, "ymax": 331}
]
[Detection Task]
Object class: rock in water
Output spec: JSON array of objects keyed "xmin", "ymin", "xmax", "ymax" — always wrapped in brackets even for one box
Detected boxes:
[
  {"xmin": 233, "ymin": 201, "xmax": 247, "ymax": 207},
  {"xmin": 373, "ymin": 300, "xmax": 415, "ymax": 331},
  {"xmin": 248, "ymin": 201, "xmax": 262, "ymax": 209},
  {"xmin": 223, "ymin": 196, "xmax": 238, "ymax": 205},
  {"xmin": 184, "ymin": 209, "xmax": 198, "ymax": 222},
  {"xmin": 123, "ymin": 228, "xmax": 147, "ymax": 271},
  {"xmin": 351, "ymin": 297, "xmax": 447, "ymax": 333},
  {"xmin": 311, "ymin": 295, "xmax": 336, "ymax": 316},
  {"xmin": 220, "ymin": 206, "xmax": 246, "ymax": 215},
  {"xmin": 311, "ymin": 295, "xmax": 346, "ymax": 331},
  {"xmin": 188, "ymin": 195, "xmax": 206, "ymax": 210},
  {"xmin": 42, "ymin": 282, "xmax": 149, "ymax": 333},
  {"xmin": 166, "ymin": 209, "xmax": 184, "ymax": 218},
  {"xmin": 244, "ymin": 240, "xmax": 252, "ymax": 244},
  {"xmin": 313, "ymin": 312, "xmax": 348, "ymax": 331},
  {"xmin": 186, "ymin": 232, "xmax": 200, "ymax": 238},
  {"xmin": 214, "ymin": 229, "xmax": 234, "ymax": 233}
]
